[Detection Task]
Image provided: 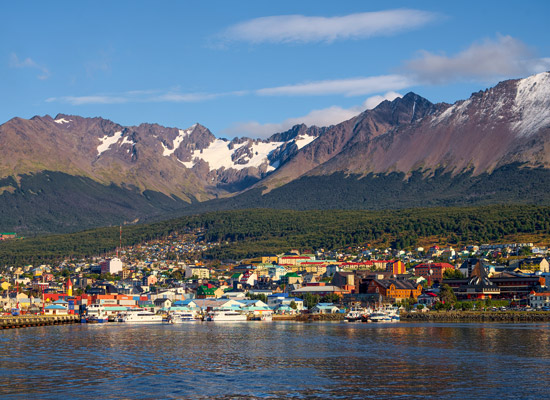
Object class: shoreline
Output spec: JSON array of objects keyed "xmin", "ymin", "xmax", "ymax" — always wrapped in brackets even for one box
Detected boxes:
[{"xmin": 401, "ymin": 311, "xmax": 550, "ymax": 322}]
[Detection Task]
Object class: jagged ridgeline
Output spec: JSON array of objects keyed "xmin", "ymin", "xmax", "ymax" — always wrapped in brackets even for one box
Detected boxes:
[
  {"xmin": 1, "ymin": 205, "xmax": 549, "ymax": 266},
  {"xmin": 1, "ymin": 73, "xmax": 550, "ymax": 235}
]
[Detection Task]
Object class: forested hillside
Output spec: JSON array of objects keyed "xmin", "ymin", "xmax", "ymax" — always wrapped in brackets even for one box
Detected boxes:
[{"xmin": 1, "ymin": 205, "xmax": 549, "ymax": 266}]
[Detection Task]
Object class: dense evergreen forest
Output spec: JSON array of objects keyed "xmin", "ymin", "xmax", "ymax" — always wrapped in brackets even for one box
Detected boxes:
[{"xmin": 1, "ymin": 205, "xmax": 549, "ymax": 266}]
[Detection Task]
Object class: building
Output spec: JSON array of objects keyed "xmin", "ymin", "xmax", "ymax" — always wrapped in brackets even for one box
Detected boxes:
[
  {"xmin": 261, "ymin": 254, "xmax": 278, "ymax": 264},
  {"xmin": 386, "ymin": 260, "xmax": 406, "ymax": 275},
  {"xmin": 529, "ymin": 292, "xmax": 550, "ymax": 308},
  {"xmin": 454, "ymin": 260, "xmax": 500, "ymax": 300},
  {"xmin": 367, "ymin": 279, "xmax": 422, "ymax": 302},
  {"xmin": 100, "ymin": 258, "xmax": 123, "ymax": 275},
  {"xmin": 414, "ymin": 263, "xmax": 455, "ymax": 283},
  {"xmin": 291, "ymin": 285, "xmax": 348, "ymax": 297},
  {"xmin": 185, "ymin": 266, "xmax": 210, "ymax": 279},
  {"xmin": 310, "ymin": 303, "xmax": 340, "ymax": 314}
]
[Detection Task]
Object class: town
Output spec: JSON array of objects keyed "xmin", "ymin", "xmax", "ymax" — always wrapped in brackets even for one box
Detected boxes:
[{"xmin": 1, "ymin": 230, "xmax": 549, "ymax": 322}]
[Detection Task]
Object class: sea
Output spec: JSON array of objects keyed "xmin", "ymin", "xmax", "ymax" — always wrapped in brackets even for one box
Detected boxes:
[{"xmin": 1, "ymin": 321, "xmax": 549, "ymax": 399}]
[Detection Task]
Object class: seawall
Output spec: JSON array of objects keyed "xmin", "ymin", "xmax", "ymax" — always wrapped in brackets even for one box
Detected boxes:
[
  {"xmin": 0, "ymin": 315, "xmax": 80, "ymax": 329},
  {"xmin": 401, "ymin": 311, "xmax": 550, "ymax": 322}
]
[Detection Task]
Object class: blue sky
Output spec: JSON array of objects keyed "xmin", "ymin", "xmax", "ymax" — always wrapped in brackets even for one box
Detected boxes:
[{"xmin": 2, "ymin": 1, "xmax": 550, "ymax": 139}]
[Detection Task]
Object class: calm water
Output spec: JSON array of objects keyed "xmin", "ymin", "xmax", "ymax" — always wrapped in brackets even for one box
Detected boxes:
[{"xmin": 1, "ymin": 321, "xmax": 550, "ymax": 399}]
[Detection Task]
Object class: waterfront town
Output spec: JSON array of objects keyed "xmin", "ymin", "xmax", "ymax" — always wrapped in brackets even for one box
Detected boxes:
[{"xmin": 1, "ymin": 230, "xmax": 550, "ymax": 321}]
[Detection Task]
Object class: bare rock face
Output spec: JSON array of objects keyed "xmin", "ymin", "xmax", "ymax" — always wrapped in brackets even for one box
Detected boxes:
[
  {"xmin": 1, "ymin": 71, "xmax": 550, "ymax": 215},
  {"xmin": 260, "ymin": 72, "xmax": 550, "ymax": 190}
]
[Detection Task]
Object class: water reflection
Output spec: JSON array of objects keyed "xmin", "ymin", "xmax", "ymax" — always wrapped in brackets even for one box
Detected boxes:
[{"xmin": 0, "ymin": 322, "xmax": 549, "ymax": 399}]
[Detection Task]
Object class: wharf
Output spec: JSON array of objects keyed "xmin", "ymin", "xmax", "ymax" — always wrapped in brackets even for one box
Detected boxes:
[
  {"xmin": 0, "ymin": 315, "xmax": 80, "ymax": 329},
  {"xmin": 401, "ymin": 311, "xmax": 550, "ymax": 322}
]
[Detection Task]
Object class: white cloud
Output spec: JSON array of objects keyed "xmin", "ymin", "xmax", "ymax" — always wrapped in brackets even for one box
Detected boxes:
[
  {"xmin": 46, "ymin": 90, "xmax": 247, "ymax": 105},
  {"xmin": 223, "ymin": 9, "xmax": 438, "ymax": 44},
  {"xmin": 405, "ymin": 35, "xmax": 550, "ymax": 84},
  {"xmin": 46, "ymin": 95, "xmax": 128, "ymax": 105},
  {"xmin": 257, "ymin": 75, "xmax": 411, "ymax": 97},
  {"xmin": 224, "ymin": 92, "xmax": 402, "ymax": 139},
  {"xmin": 9, "ymin": 53, "xmax": 50, "ymax": 80}
]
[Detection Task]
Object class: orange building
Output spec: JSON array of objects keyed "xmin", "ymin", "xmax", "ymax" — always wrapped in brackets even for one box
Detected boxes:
[
  {"xmin": 386, "ymin": 260, "xmax": 406, "ymax": 275},
  {"xmin": 367, "ymin": 279, "xmax": 422, "ymax": 302}
]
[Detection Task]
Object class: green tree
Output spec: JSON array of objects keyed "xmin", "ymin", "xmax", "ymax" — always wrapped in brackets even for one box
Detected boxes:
[
  {"xmin": 439, "ymin": 284, "xmax": 456, "ymax": 305},
  {"xmin": 289, "ymin": 300, "xmax": 297, "ymax": 310},
  {"xmin": 443, "ymin": 269, "xmax": 465, "ymax": 279}
]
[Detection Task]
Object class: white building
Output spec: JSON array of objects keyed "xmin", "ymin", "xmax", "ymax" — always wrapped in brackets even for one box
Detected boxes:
[
  {"xmin": 529, "ymin": 292, "xmax": 550, "ymax": 308},
  {"xmin": 100, "ymin": 258, "xmax": 123, "ymax": 275}
]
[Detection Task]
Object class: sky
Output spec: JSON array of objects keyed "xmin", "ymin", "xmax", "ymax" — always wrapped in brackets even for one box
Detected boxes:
[{"xmin": 2, "ymin": 1, "xmax": 550, "ymax": 139}]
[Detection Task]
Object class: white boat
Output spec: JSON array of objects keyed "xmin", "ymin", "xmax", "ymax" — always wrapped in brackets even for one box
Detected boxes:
[
  {"xmin": 369, "ymin": 311, "xmax": 392, "ymax": 322},
  {"xmin": 345, "ymin": 307, "xmax": 368, "ymax": 322},
  {"xmin": 169, "ymin": 311, "xmax": 199, "ymax": 324},
  {"xmin": 85, "ymin": 304, "xmax": 109, "ymax": 323},
  {"xmin": 206, "ymin": 310, "xmax": 247, "ymax": 322},
  {"xmin": 119, "ymin": 309, "xmax": 163, "ymax": 324}
]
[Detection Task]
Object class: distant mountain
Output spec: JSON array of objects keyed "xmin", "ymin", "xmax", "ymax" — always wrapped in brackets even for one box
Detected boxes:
[{"xmin": 2, "ymin": 72, "xmax": 550, "ymax": 234}]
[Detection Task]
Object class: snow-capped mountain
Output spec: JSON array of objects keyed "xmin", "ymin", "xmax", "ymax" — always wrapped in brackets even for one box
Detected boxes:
[{"xmin": 1, "ymin": 72, "xmax": 550, "ymax": 234}]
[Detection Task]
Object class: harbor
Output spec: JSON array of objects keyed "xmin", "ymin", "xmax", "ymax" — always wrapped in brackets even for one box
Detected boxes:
[{"xmin": 0, "ymin": 315, "xmax": 79, "ymax": 329}]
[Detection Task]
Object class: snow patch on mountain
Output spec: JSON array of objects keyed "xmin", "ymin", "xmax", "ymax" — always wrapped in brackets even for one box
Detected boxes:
[
  {"xmin": 512, "ymin": 72, "xmax": 550, "ymax": 137},
  {"xmin": 97, "ymin": 131, "xmax": 123, "ymax": 156},
  {"xmin": 182, "ymin": 139, "xmax": 284, "ymax": 171},
  {"xmin": 295, "ymin": 134, "xmax": 316, "ymax": 150},
  {"xmin": 54, "ymin": 118, "xmax": 71, "ymax": 124},
  {"xmin": 162, "ymin": 125, "xmax": 195, "ymax": 156}
]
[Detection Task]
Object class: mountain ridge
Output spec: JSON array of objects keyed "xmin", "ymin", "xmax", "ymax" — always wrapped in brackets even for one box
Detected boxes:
[{"xmin": 2, "ymin": 72, "xmax": 550, "ymax": 234}]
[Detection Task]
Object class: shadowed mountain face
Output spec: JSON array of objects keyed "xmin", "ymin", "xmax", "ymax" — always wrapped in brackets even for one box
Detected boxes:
[{"xmin": 1, "ymin": 72, "xmax": 550, "ymax": 234}]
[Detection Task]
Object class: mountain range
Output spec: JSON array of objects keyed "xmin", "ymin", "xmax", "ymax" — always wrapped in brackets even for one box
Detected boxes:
[{"xmin": 2, "ymin": 72, "xmax": 550, "ymax": 234}]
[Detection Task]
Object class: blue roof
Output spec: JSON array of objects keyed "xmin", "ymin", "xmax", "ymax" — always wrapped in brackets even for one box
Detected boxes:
[
  {"xmin": 268, "ymin": 293, "xmax": 288, "ymax": 298},
  {"xmin": 45, "ymin": 304, "xmax": 67, "ymax": 310}
]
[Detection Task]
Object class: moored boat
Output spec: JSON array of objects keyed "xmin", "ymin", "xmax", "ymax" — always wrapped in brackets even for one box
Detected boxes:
[
  {"xmin": 119, "ymin": 309, "xmax": 163, "ymax": 324},
  {"xmin": 206, "ymin": 310, "xmax": 247, "ymax": 322}
]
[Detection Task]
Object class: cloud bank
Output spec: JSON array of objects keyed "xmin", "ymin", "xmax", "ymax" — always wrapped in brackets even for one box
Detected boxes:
[
  {"xmin": 257, "ymin": 75, "xmax": 411, "ymax": 97},
  {"xmin": 405, "ymin": 35, "xmax": 550, "ymax": 84},
  {"xmin": 223, "ymin": 9, "xmax": 438, "ymax": 44}
]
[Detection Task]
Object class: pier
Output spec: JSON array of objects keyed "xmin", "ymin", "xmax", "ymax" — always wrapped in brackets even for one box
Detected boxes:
[{"xmin": 0, "ymin": 315, "xmax": 80, "ymax": 329}]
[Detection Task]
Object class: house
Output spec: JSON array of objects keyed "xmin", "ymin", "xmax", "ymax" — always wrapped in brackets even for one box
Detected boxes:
[
  {"xmin": 196, "ymin": 285, "xmax": 224, "ymax": 299},
  {"xmin": 417, "ymin": 292, "xmax": 439, "ymax": 307},
  {"xmin": 240, "ymin": 271, "xmax": 257, "ymax": 286},
  {"xmin": 280, "ymin": 272, "xmax": 303, "ymax": 286},
  {"xmin": 267, "ymin": 293, "xmax": 305, "ymax": 311},
  {"xmin": 310, "ymin": 303, "xmax": 340, "ymax": 314},
  {"xmin": 529, "ymin": 291, "xmax": 550, "ymax": 308},
  {"xmin": 154, "ymin": 298, "xmax": 172, "ymax": 309}
]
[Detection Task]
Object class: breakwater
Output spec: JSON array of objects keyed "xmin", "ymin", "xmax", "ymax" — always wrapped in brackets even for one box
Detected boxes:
[
  {"xmin": 0, "ymin": 315, "xmax": 80, "ymax": 329},
  {"xmin": 401, "ymin": 311, "xmax": 550, "ymax": 322}
]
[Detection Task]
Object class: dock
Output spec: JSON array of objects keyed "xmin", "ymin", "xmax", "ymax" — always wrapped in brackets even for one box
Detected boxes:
[{"xmin": 0, "ymin": 315, "xmax": 80, "ymax": 329}]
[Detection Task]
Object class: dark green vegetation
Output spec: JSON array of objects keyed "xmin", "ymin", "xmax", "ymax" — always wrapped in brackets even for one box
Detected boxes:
[
  {"xmin": 182, "ymin": 164, "xmax": 550, "ymax": 214},
  {"xmin": 2, "ymin": 164, "xmax": 550, "ymax": 236},
  {"xmin": 1, "ymin": 204, "xmax": 550, "ymax": 266},
  {"xmin": 0, "ymin": 171, "xmax": 187, "ymax": 235}
]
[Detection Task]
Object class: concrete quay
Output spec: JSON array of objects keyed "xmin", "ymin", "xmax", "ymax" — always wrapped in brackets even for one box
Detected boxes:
[{"xmin": 0, "ymin": 315, "xmax": 80, "ymax": 329}]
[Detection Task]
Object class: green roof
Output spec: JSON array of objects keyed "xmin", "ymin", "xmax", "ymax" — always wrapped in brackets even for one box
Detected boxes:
[{"xmin": 285, "ymin": 272, "xmax": 300, "ymax": 277}]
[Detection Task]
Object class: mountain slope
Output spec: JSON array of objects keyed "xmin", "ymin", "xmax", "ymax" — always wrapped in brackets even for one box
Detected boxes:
[{"xmin": 2, "ymin": 72, "xmax": 550, "ymax": 234}]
